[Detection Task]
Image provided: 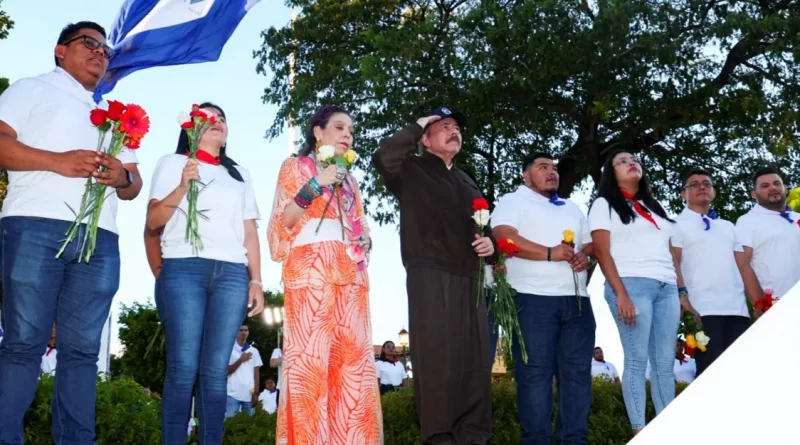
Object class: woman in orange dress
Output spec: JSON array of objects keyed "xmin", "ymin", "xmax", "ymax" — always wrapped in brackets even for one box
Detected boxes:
[{"xmin": 268, "ymin": 105, "xmax": 383, "ymax": 444}]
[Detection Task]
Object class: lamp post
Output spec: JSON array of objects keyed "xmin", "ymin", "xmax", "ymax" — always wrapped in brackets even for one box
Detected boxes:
[
  {"xmin": 398, "ymin": 327, "xmax": 409, "ymax": 372},
  {"xmin": 263, "ymin": 305, "xmax": 285, "ymax": 347}
]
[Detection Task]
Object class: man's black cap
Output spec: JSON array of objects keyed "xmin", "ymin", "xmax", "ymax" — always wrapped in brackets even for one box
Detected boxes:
[{"xmin": 425, "ymin": 107, "xmax": 467, "ymax": 130}]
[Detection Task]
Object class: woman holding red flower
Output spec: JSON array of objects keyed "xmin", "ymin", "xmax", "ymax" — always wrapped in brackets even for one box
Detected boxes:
[
  {"xmin": 267, "ymin": 105, "xmax": 382, "ymax": 443},
  {"xmin": 588, "ymin": 150, "xmax": 680, "ymax": 435},
  {"xmin": 146, "ymin": 102, "xmax": 264, "ymax": 444}
]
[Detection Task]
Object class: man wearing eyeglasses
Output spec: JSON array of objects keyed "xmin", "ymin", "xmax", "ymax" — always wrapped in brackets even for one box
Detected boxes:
[
  {"xmin": 670, "ymin": 169, "xmax": 750, "ymax": 376},
  {"xmin": 0, "ymin": 21, "xmax": 143, "ymax": 445}
]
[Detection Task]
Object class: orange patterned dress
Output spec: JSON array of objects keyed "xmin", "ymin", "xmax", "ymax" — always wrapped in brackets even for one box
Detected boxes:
[{"xmin": 268, "ymin": 156, "xmax": 383, "ymax": 445}]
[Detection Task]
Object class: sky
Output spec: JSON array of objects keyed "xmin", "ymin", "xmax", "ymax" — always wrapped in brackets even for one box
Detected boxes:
[{"xmin": 0, "ymin": 1, "xmax": 625, "ymax": 372}]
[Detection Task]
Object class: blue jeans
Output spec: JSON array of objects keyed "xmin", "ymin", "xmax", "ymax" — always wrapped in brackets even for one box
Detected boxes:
[
  {"xmin": 0, "ymin": 216, "xmax": 120, "ymax": 445},
  {"xmin": 512, "ymin": 294, "xmax": 595, "ymax": 445},
  {"xmin": 225, "ymin": 396, "xmax": 254, "ymax": 417},
  {"xmin": 604, "ymin": 277, "xmax": 680, "ymax": 429},
  {"xmin": 156, "ymin": 258, "xmax": 248, "ymax": 445},
  {"xmin": 486, "ymin": 289, "xmax": 498, "ymax": 366}
]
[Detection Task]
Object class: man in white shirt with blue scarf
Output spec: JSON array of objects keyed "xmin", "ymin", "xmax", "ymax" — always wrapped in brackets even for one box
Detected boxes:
[{"xmin": 0, "ymin": 21, "xmax": 143, "ymax": 445}]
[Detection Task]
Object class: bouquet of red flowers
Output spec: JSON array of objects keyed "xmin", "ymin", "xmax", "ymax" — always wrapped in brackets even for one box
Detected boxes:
[
  {"xmin": 489, "ymin": 238, "xmax": 528, "ymax": 363},
  {"xmin": 754, "ymin": 288, "xmax": 779, "ymax": 313},
  {"xmin": 57, "ymin": 100, "xmax": 149, "ymax": 262},
  {"xmin": 177, "ymin": 105, "xmax": 218, "ymax": 254}
]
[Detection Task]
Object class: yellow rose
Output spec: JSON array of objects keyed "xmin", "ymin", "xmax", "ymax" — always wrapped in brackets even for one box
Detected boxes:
[
  {"xmin": 685, "ymin": 334, "xmax": 697, "ymax": 348},
  {"xmin": 344, "ymin": 149, "xmax": 357, "ymax": 165},
  {"xmin": 698, "ymin": 345, "xmax": 707, "ymax": 352},
  {"xmin": 563, "ymin": 229, "xmax": 575, "ymax": 244}
]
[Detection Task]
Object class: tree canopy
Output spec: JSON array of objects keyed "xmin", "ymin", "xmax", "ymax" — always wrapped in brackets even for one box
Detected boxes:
[{"xmin": 256, "ymin": 0, "xmax": 800, "ymax": 222}]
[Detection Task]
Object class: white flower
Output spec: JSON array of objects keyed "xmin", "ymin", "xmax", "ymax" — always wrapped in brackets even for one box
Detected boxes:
[
  {"xmin": 177, "ymin": 111, "xmax": 191, "ymax": 125},
  {"xmin": 317, "ymin": 145, "xmax": 335, "ymax": 162},
  {"xmin": 472, "ymin": 209, "xmax": 490, "ymax": 227},
  {"xmin": 696, "ymin": 331, "xmax": 710, "ymax": 347}
]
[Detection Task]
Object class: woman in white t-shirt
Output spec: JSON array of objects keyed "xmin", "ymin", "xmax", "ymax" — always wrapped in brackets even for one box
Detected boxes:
[
  {"xmin": 588, "ymin": 150, "xmax": 680, "ymax": 435},
  {"xmin": 376, "ymin": 341, "xmax": 408, "ymax": 395},
  {"xmin": 146, "ymin": 103, "xmax": 264, "ymax": 445}
]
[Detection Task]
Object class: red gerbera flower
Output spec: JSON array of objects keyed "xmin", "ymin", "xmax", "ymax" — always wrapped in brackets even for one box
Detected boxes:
[
  {"xmin": 107, "ymin": 100, "xmax": 126, "ymax": 121},
  {"xmin": 119, "ymin": 104, "xmax": 151, "ymax": 140},
  {"xmin": 124, "ymin": 136, "xmax": 141, "ymax": 150},
  {"xmin": 498, "ymin": 238, "xmax": 519, "ymax": 257},
  {"xmin": 90, "ymin": 108, "xmax": 108, "ymax": 127},
  {"xmin": 472, "ymin": 197, "xmax": 489, "ymax": 212}
]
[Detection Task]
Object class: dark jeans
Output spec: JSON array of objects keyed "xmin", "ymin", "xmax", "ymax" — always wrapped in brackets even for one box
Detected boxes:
[
  {"xmin": 694, "ymin": 315, "xmax": 750, "ymax": 376},
  {"xmin": 512, "ymin": 294, "xmax": 596, "ymax": 445},
  {"xmin": 156, "ymin": 258, "xmax": 248, "ymax": 445},
  {"xmin": 486, "ymin": 289, "xmax": 498, "ymax": 367},
  {"xmin": 0, "ymin": 216, "xmax": 120, "ymax": 445}
]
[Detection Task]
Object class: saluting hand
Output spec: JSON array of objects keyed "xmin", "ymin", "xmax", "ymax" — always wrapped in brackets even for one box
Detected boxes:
[{"xmin": 472, "ymin": 234, "xmax": 494, "ymax": 257}]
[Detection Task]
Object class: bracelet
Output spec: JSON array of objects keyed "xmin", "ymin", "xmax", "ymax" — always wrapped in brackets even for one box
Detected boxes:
[
  {"xmin": 547, "ymin": 247, "xmax": 552, "ymax": 262},
  {"xmin": 293, "ymin": 178, "xmax": 324, "ymax": 209},
  {"xmin": 249, "ymin": 280, "xmax": 263, "ymax": 289},
  {"xmin": 678, "ymin": 287, "xmax": 688, "ymax": 298}
]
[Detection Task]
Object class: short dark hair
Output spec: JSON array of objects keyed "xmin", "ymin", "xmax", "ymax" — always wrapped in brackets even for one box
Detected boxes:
[
  {"xmin": 522, "ymin": 152, "xmax": 554, "ymax": 172},
  {"xmin": 681, "ymin": 169, "xmax": 712, "ymax": 188},
  {"xmin": 55, "ymin": 21, "xmax": 107, "ymax": 67},
  {"xmin": 752, "ymin": 166, "xmax": 782, "ymax": 188},
  {"xmin": 594, "ymin": 347, "xmax": 602, "ymax": 351}
]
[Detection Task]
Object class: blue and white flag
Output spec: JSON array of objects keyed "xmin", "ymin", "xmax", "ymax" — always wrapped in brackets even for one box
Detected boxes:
[{"xmin": 94, "ymin": 0, "xmax": 261, "ymax": 101}]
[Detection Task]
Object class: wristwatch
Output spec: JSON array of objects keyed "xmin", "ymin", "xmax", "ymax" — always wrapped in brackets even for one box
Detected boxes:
[{"xmin": 117, "ymin": 168, "xmax": 133, "ymax": 189}]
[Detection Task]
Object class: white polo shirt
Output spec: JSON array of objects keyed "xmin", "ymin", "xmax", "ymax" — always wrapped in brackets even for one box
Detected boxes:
[
  {"xmin": 41, "ymin": 347, "xmax": 57, "ymax": 375},
  {"xmin": 227, "ymin": 342, "xmax": 263, "ymax": 402},
  {"xmin": 491, "ymin": 186, "xmax": 590, "ymax": 296},
  {"xmin": 149, "ymin": 154, "xmax": 260, "ymax": 265},
  {"xmin": 588, "ymin": 197, "xmax": 676, "ymax": 284},
  {"xmin": 646, "ymin": 358, "xmax": 696, "ymax": 384},
  {"xmin": 591, "ymin": 359, "xmax": 619, "ymax": 380},
  {"xmin": 376, "ymin": 359, "xmax": 407, "ymax": 386},
  {"xmin": 0, "ymin": 68, "xmax": 137, "ymax": 234},
  {"xmin": 270, "ymin": 348, "xmax": 283, "ymax": 389},
  {"xmin": 735, "ymin": 204, "xmax": 800, "ymax": 298},
  {"xmin": 672, "ymin": 209, "xmax": 749, "ymax": 317},
  {"xmin": 259, "ymin": 389, "xmax": 278, "ymax": 414}
]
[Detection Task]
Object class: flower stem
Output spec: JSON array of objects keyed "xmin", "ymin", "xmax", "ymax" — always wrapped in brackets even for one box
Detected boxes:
[{"xmin": 315, "ymin": 188, "xmax": 335, "ymax": 234}]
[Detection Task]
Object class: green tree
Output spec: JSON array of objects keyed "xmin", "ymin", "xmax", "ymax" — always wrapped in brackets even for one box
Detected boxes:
[
  {"xmin": 256, "ymin": 0, "xmax": 800, "ymax": 222},
  {"xmin": 0, "ymin": 0, "xmax": 14, "ymax": 96},
  {"xmin": 115, "ymin": 291, "xmax": 285, "ymax": 394},
  {"xmin": 117, "ymin": 301, "xmax": 167, "ymax": 393}
]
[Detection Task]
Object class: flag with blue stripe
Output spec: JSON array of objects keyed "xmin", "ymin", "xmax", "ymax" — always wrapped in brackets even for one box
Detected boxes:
[{"xmin": 94, "ymin": 0, "xmax": 261, "ymax": 101}]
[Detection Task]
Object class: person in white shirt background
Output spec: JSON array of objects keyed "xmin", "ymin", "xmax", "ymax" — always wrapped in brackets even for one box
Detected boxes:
[
  {"xmin": 147, "ymin": 102, "xmax": 264, "ymax": 444},
  {"xmin": 258, "ymin": 377, "xmax": 279, "ymax": 415},
  {"xmin": 376, "ymin": 341, "xmax": 408, "ymax": 395},
  {"xmin": 591, "ymin": 347, "xmax": 620, "ymax": 383},
  {"xmin": 735, "ymin": 166, "xmax": 800, "ymax": 313},
  {"xmin": 226, "ymin": 324, "xmax": 263, "ymax": 417},
  {"xmin": 646, "ymin": 339, "xmax": 696, "ymax": 384},
  {"xmin": 588, "ymin": 150, "xmax": 680, "ymax": 435},
  {"xmin": 40, "ymin": 325, "xmax": 58, "ymax": 376},
  {"xmin": 671, "ymin": 169, "xmax": 751, "ymax": 376},
  {"xmin": 493, "ymin": 152, "xmax": 595, "ymax": 445},
  {"xmin": 269, "ymin": 346, "xmax": 283, "ymax": 392},
  {"xmin": 0, "ymin": 21, "xmax": 143, "ymax": 445}
]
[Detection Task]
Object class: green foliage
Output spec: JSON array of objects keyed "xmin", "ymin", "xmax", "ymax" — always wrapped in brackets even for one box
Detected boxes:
[
  {"xmin": 21, "ymin": 376, "xmax": 688, "ymax": 444},
  {"xmin": 0, "ymin": 0, "xmax": 13, "ymax": 41},
  {"xmin": 24, "ymin": 376, "xmax": 161, "ymax": 445},
  {"xmin": 0, "ymin": 78, "xmax": 8, "ymax": 96},
  {"xmin": 257, "ymin": 0, "xmax": 800, "ymax": 223},
  {"xmin": 220, "ymin": 410, "xmax": 277, "ymax": 445},
  {"xmin": 380, "ymin": 379, "xmax": 688, "ymax": 445},
  {"xmin": 115, "ymin": 291, "xmax": 285, "ymax": 393},
  {"xmin": 116, "ymin": 301, "xmax": 167, "ymax": 393}
]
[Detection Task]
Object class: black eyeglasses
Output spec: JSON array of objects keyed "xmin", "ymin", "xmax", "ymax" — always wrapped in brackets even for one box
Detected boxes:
[
  {"xmin": 60, "ymin": 35, "xmax": 115, "ymax": 60},
  {"xmin": 685, "ymin": 180, "xmax": 713, "ymax": 190}
]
